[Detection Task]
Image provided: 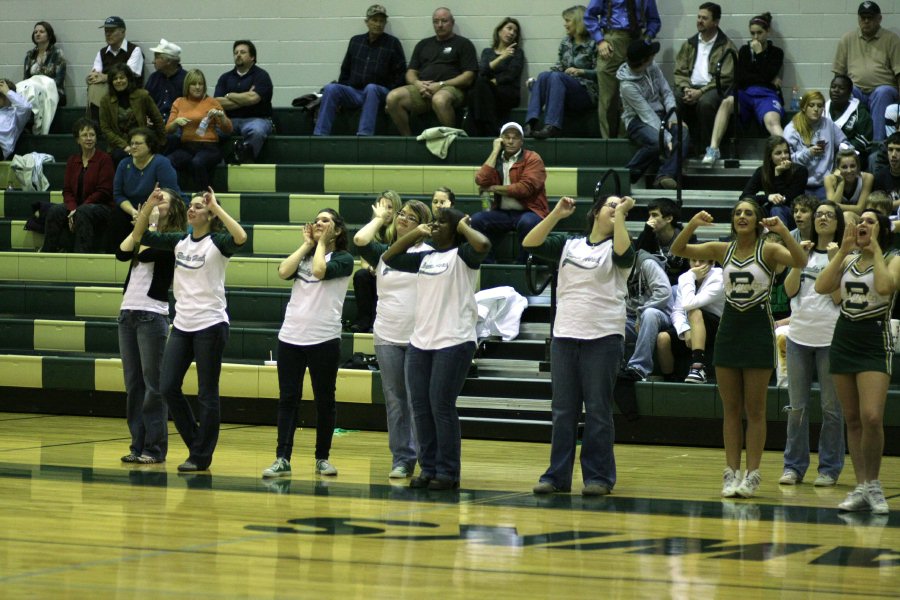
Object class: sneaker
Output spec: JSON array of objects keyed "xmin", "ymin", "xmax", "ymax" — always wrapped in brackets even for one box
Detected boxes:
[
  {"xmin": 653, "ymin": 175, "xmax": 678, "ymax": 190},
  {"xmin": 582, "ymin": 483, "xmax": 611, "ymax": 497},
  {"xmin": 533, "ymin": 481, "xmax": 568, "ymax": 494},
  {"xmin": 813, "ymin": 473, "xmax": 837, "ymax": 487},
  {"xmin": 388, "ymin": 465, "xmax": 412, "ymax": 479},
  {"xmin": 177, "ymin": 460, "xmax": 205, "ymax": 472},
  {"xmin": 779, "ymin": 469, "xmax": 800, "ymax": 485},
  {"xmin": 315, "ymin": 459, "xmax": 338, "ymax": 476},
  {"xmin": 736, "ymin": 469, "xmax": 761, "ymax": 498},
  {"xmin": 722, "ymin": 467, "xmax": 741, "ymax": 498},
  {"xmin": 619, "ymin": 366, "xmax": 645, "ymax": 382},
  {"xmin": 121, "ymin": 453, "xmax": 140, "ymax": 463},
  {"xmin": 684, "ymin": 364, "xmax": 707, "ymax": 384},
  {"xmin": 262, "ymin": 457, "xmax": 292, "ymax": 478},
  {"xmin": 136, "ymin": 454, "xmax": 165, "ymax": 465},
  {"xmin": 427, "ymin": 478, "xmax": 459, "ymax": 491},
  {"xmin": 701, "ymin": 146, "xmax": 720, "ymax": 165},
  {"xmin": 867, "ymin": 481, "xmax": 889, "ymax": 515},
  {"xmin": 837, "ymin": 484, "xmax": 870, "ymax": 512},
  {"xmin": 409, "ymin": 475, "xmax": 434, "ymax": 489}
]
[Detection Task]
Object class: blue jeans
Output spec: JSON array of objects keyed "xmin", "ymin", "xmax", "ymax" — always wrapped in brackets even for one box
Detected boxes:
[
  {"xmin": 118, "ymin": 310, "xmax": 169, "ymax": 460},
  {"xmin": 540, "ymin": 335, "xmax": 623, "ymax": 490},
  {"xmin": 314, "ymin": 82, "xmax": 389, "ymax": 136},
  {"xmin": 784, "ymin": 338, "xmax": 845, "ymax": 480},
  {"xmin": 161, "ymin": 322, "xmax": 229, "ymax": 469},
  {"xmin": 768, "ymin": 203, "xmax": 796, "ymax": 230},
  {"xmin": 526, "ymin": 71, "xmax": 594, "ymax": 129},
  {"xmin": 375, "ymin": 343, "xmax": 417, "ymax": 471},
  {"xmin": 405, "ymin": 341, "xmax": 476, "ymax": 482},
  {"xmin": 470, "ymin": 208, "xmax": 542, "ymax": 263},
  {"xmin": 275, "ymin": 338, "xmax": 341, "ymax": 462},
  {"xmin": 625, "ymin": 307, "xmax": 671, "ymax": 377},
  {"xmin": 230, "ymin": 117, "xmax": 273, "ymax": 158},
  {"xmin": 853, "ymin": 85, "xmax": 899, "ymax": 142},
  {"xmin": 626, "ymin": 119, "xmax": 690, "ymax": 180}
]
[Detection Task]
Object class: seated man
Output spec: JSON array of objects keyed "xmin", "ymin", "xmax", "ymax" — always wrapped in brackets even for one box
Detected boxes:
[
  {"xmin": 85, "ymin": 16, "xmax": 143, "ymax": 115},
  {"xmin": 0, "ymin": 79, "xmax": 33, "ymax": 159},
  {"xmin": 635, "ymin": 197, "xmax": 696, "ymax": 285},
  {"xmin": 619, "ymin": 39, "xmax": 689, "ymax": 190},
  {"xmin": 145, "ymin": 39, "xmax": 187, "ymax": 122},
  {"xmin": 656, "ymin": 258, "xmax": 724, "ymax": 383},
  {"xmin": 873, "ymin": 131, "xmax": 900, "ymax": 204},
  {"xmin": 472, "ymin": 122, "xmax": 548, "ymax": 263},
  {"xmin": 314, "ymin": 4, "xmax": 406, "ymax": 136},
  {"xmin": 214, "ymin": 40, "xmax": 274, "ymax": 164},
  {"xmin": 385, "ymin": 7, "xmax": 477, "ymax": 136},
  {"xmin": 621, "ymin": 249, "xmax": 673, "ymax": 381}
]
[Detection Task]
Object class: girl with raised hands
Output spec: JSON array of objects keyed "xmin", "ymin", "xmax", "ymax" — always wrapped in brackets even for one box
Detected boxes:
[
  {"xmin": 815, "ymin": 210, "xmax": 900, "ymax": 515},
  {"xmin": 262, "ymin": 210, "xmax": 353, "ymax": 479},
  {"xmin": 671, "ymin": 200, "xmax": 806, "ymax": 498},
  {"xmin": 131, "ymin": 186, "xmax": 247, "ymax": 472},
  {"xmin": 354, "ymin": 200, "xmax": 433, "ymax": 479}
]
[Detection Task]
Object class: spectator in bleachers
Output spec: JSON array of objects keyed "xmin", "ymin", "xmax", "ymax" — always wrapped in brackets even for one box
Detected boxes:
[
  {"xmin": 673, "ymin": 2, "xmax": 736, "ymax": 157},
  {"xmin": 135, "ymin": 187, "xmax": 247, "ymax": 473},
  {"xmin": 24, "ymin": 21, "xmax": 67, "ymax": 106},
  {"xmin": 144, "ymin": 39, "xmax": 186, "ymax": 123},
  {"xmin": 464, "ymin": 17, "xmax": 525, "ymax": 137},
  {"xmin": 783, "ymin": 90, "xmax": 848, "ymax": 199},
  {"xmin": 385, "ymin": 7, "xmax": 477, "ymax": 136},
  {"xmin": 472, "ymin": 122, "xmax": 548, "ymax": 263},
  {"xmin": 431, "ymin": 186, "xmax": 455, "ymax": 216},
  {"xmin": 99, "ymin": 64, "xmax": 165, "ymax": 164},
  {"xmin": 619, "ymin": 247, "xmax": 673, "ymax": 382},
  {"xmin": 780, "ymin": 199, "xmax": 845, "ymax": 488},
  {"xmin": 0, "ymin": 79, "xmax": 32, "ymax": 159},
  {"xmin": 43, "ymin": 118, "xmax": 114, "ymax": 253},
  {"xmin": 741, "ymin": 136, "xmax": 808, "ymax": 226},
  {"xmin": 656, "ymin": 258, "xmax": 724, "ymax": 384},
  {"xmin": 872, "ymin": 131, "xmax": 900, "ymax": 202},
  {"xmin": 165, "ymin": 69, "xmax": 233, "ymax": 192},
  {"xmin": 355, "ymin": 199, "xmax": 434, "ymax": 479},
  {"xmin": 789, "ymin": 194, "xmax": 817, "ymax": 242},
  {"xmin": 702, "ymin": 12, "xmax": 785, "ymax": 167},
  {"xmin": 585, "ymin": 0, "xmax": 661, "ymax": 140},
  {"xmin": 826, "ymin": 75, "xmax": 873, "ymax": 166},
  {"xmin": 116, "ymin": 186, "xmax": 188, "ymax": 465},
  {"xmin": 314, "ymin": 5, "xmax": 406, "ymax": 137},
  {"xmin": 825, "ymin": 148, "xmax": 873, "ymax": 214},
  {"xmin": 523, "ymin": 5, "xmax": 597, "ymax": 140},
  {"xmin": 350, "ymin": 190, "xmax": 401, "ymax": 333},
  {"xmin": 263, "ymin": 209, "xmax": 353, "ymax": 479},
  {"xmin": 214, "ymin": 40, "xmax": 274, "ymax": 164},
  {"xmin": 833, "ymin": 2, "xmax": 900, "ymax": 144},
  {"xmin": 618, "ymin": 39, "xmax": 687, "ymax": 190},
  {"xmin": 635, "ymin": 197, "xmax": 696, "ymax": 285},
  {"xmin": 86, "ymin": 16, "xmax": 144, "ymax": 116}
]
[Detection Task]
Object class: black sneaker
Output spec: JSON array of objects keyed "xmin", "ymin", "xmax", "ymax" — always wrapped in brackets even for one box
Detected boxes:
[
  {"xmin": 685, "ymin": 363, "xmax": 707, "ymax": 384},
  {"xmin": 619, "ymin": 366, "xmax": 644, "ymax": 381},
  {"xmin": 409, "ymin": 475, "xmax": 433, "ymax": 489}
]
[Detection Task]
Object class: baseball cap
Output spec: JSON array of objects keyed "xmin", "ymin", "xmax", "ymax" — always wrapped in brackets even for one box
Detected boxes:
[
  {"xmin": 500, "ymin": 122, "xmax": 524, "ymax": 137},
  {"xmin": 100, "ymin": 16, "xmax": 126, "ymax": 29},
  {"xmin": 367, "ymin": 4, "xmax": 388, "ymax": 18},
  {"xmin": 150, "ymin": 39, "xmax": 182, "ymax": 59},
  {"xmin": 858, "ymin": 1, "xmax": 880, "ymax": 16}
]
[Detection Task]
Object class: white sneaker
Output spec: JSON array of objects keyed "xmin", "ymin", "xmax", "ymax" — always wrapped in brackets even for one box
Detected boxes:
[
  {"xmin": 867, "ymin": 480, "xmax": 889, "ymax": 515},
  {"xmin": 701, "ymin": 146, "xmax": 720, "ymax": 165},
  {"xmin": 261, "ymin": 457, "xmax": 291, "ymax": 478},
  {"xmin": 315, "ymin": 459, "xmax": 338, "ymax": 476},
  {"xmin": 736, "ymin": 469, "xmax": 762, "ymax": 498},
  {"xmin": 838, "ymin": 484, "xmax": 870, "ymax": 512},
  {"xmin": 813, "ymin": 473, "xmax": 837, "ymax": 487},
  {"xmin": 388, "ymin": 465, "xmax": 412, "ymax": 479},
  {"xmin": 722, "ymin": 467, "xmax": 742, "ymax": 498},
  {"xmin": 779, "ymin": 469, "xmax": 800, "ymax": 485}
]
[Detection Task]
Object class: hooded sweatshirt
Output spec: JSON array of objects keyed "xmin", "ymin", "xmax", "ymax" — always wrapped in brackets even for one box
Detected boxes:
[{"xmin": 617, "ymin": 61, "xmax": 676, "ymax": 133}]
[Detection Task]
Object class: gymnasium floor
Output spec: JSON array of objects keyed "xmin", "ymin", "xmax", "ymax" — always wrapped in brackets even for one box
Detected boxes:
[{"xmin": 1, "ymin": 412, "xmax": 897, "ymax": 598}]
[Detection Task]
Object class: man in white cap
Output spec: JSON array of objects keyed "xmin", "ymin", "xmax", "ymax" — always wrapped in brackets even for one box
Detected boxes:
[
  {"xmin": 85, "ymin": 16, "xmax": 144, "ymax": 114},
  {"xmin": 145, "ymin": 39, "xmax": 186, "ymax": 122},
  {"xmin": 472, "ymin": 121, "xmax": 548, "ymax": 263}
]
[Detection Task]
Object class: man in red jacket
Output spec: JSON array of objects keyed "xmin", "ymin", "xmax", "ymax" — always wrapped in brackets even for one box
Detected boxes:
[{"xmin": 473, "ymin": 121, "xmax": 548, "ymax": 263}]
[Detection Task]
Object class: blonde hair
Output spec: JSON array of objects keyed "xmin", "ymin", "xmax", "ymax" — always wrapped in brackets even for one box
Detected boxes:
[
  {"xmin": 790, "ymin": 90, "xmax": 825, "ymax": 145},
  {"xmin": 376, "ymin": 190, "xmax": 402, "ymax": 243},
  {"xmin": 182, "ymin": 69, "xmax": 207, "ymax": 99},
  {"xmin": 562, "ymin": 5, "xmax": 588, "ymax": 42}
]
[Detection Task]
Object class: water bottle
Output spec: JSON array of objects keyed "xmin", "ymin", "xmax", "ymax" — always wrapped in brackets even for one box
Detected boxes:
[
  {"xmin": 790, "ymin": 86, "xmax": 800, "ymax": 112},
  {"xmin": 149, "ymin": 206, "xmax": 160, "ymax": 230},
  {"xmin": 481, "ymin": 190, "xmax": 492, "ymax": 211},
  {"xmin": 196, "ymin": 116, "xmax": 210, "ymax": 137}
]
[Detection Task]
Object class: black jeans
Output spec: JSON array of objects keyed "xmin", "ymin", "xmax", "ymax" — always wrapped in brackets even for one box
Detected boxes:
[
  {"xmin": 275, "ymin": 338, "xmax": 342, "ymax": 461},
  {"xmin": 352, "ymin": 268, "xmax": 377, "ymax": 332}
]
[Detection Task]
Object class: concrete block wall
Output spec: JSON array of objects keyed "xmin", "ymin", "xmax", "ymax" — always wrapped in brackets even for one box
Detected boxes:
[{"xmin": 0, "ymin": 1, "xmax": 893, "ymax": 108}]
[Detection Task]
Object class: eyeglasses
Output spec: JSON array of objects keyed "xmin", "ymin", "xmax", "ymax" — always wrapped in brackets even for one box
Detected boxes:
[
  {"xmin": 814, "ymin": 211, "xmax": 836, "ymax": 220},
  {"xmin": 397, "ymin": 212, "xmax": 419, "ymax": 224}
]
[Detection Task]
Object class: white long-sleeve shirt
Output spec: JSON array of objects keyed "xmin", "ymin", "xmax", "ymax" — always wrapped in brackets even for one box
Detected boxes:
[
  {"xmin": 671, "ymin": 267, "xmax": 725, "ymax": 338},
  {"xmin": 0, "ymin": 91, "xmax": 33, "ymax": 159}
]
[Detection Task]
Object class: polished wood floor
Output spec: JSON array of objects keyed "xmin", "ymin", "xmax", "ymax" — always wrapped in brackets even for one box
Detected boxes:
[{"xmin": 0, "ymin": 412, "xmax": 897, "ymax": 599}]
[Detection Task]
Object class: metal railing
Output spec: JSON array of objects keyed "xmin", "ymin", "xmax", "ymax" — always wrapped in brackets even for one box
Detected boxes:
[{"xmin": 715, "ymin": 47, "xmax": 739, "ymax": 168}]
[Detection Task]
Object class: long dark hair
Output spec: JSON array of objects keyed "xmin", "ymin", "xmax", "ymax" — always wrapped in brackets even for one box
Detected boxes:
[
  {"xmin": 809, "ymin": 200, "xmax": 845, "ymax": 248},
  {"xmin": 492, "ymin": 17, "xmax": 521, "ymax": 50},
  {"xmin": 761, "ymin": 135, "xmax": 793, "ymax": 194},
  {"xmin": 106, "ymin": 63, "xmax": 136, "ymax": 95},
  {"xmin": 159, "ymin": 188, "xmax": 188, "ymax": 232},
  {"xmin": 730, "ymin": 199, "xmax": 766, "ymax": 238},
  {"xmin": 32, "ymin": 21, "xmax": 57, "ymax": 46},
  {"xmin": 319, "ymin": 208, "xmax": 348, "ymax": 251},
  {"xmin": 860, "ymin": 210, "xmax": 892, "ymax": 251}
]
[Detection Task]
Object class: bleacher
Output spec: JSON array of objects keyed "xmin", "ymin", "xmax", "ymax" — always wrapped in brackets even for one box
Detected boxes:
[{"xmin": 3, "ymin": 106, "xmax": 898, "ymax": 453}]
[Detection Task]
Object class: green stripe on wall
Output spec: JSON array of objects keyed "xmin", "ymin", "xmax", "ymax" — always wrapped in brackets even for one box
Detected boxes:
[{"xmin": 43, "ymin": 355, "xmax": 95, "ymax": 391}]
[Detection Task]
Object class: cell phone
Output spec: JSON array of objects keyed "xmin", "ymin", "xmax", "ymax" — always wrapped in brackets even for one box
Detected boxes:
[{"xmin": 816, "ymin": 140, "xmax": 827, "ymax": 149}]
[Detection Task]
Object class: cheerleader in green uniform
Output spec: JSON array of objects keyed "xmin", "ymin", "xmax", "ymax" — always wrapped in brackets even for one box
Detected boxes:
[
  {"xmin": 815, "ymin": 210, "xmax": 900, "ymax": 515},
  {"xmin": 672, "ymin": 200, "xmax": 806, "ymax": 498}
]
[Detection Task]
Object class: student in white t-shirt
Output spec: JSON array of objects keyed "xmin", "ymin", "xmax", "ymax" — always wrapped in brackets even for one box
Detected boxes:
[
  {"xmin": 262, "ymin": 210, "xmax": 354, "ymax": 480},
  {"xmin": 355, "ymin": 200, "xmax": 433, "ymax": 479},
  {"xmin": 382, "ymin": 208, "xmax": 491, "ymax": 491},
  {"xmin": 525, "ymin": 195, "xmax": 636, "ymax": 496},
  {"xmin": 133, "ymin": 187, "xmax": 247, "ymax": 472}
]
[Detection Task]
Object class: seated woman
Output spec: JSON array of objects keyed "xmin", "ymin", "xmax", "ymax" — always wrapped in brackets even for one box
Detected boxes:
[
  {"xmin": 165, "ymin": 69, "xmax": 232, "ymax": 191},
  {"xmin": 23, "ymin": 21, "xmax": 67, "ymax": 106},
  {"xmin": 465, "ymin": 17, "xmax": 524, "ymax": 137},
  {"xmin": 100, "ymin": 64, "xmax": 165, "ymax": 164},
  {"xmin": 704, "ymin": 12, "xmax": 784, "ymax": 166},
  {"xmin": 783, "ymin": 90, "xmax": 847, "ymax": 199},
  {"xmin": 824, "ymin": 148, "xmax": 874, "ymax": 215},
  {"xmin": 524, "ymin": 5, "xmax": 596, "ymax": 139},
  {"xmin": 741, "ymin": 135, "xmax": 809, "ymax": 227},
  {"xmin": 43, "ymin": 118, "xmax": 114, "ymax": 253}
]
